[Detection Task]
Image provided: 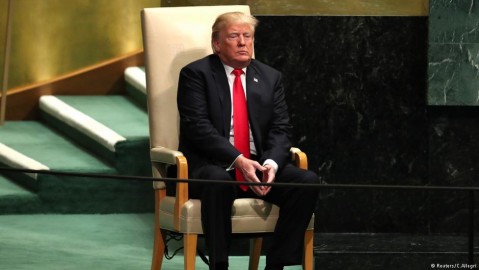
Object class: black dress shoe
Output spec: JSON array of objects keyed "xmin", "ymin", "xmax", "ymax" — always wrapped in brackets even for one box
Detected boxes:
[
  {"xmin": 264, "ymin": 265, "xmax": 284, "ymax": 270},
  {"xmin": 211, "ymin": 262, "xmax": 228, "ymax": 270}
]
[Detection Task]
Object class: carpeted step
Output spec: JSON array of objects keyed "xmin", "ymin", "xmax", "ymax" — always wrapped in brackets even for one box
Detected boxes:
[
  {"xmin": 0, "ymin": 122, "xmax": 115, "ymax": 172},
  {"xmin": 39, "ymin": 95, "xmax": 151, "ymax": 177},
  {"xmin": 0, "ymin": 121, "xmax": 153, "ymax": 213},
  {"xmin": 0, "ymin": 141, "xmax": 49, "ymax": 190},
  {"xmin": 124, "ymin": 66, "xmax": 147, "ymax": 109},
  {"xmin": 0, "ymin": 174, "xmax": 42, "ymax": 213},
  {"xmin": 0, "ymin": 121, "xmax": 114, "ymax": 190}
]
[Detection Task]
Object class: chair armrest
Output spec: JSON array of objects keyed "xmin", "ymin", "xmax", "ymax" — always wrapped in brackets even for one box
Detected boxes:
[
  {"xmin": 151, "ymin": 146, "xmax": 184, "ymax": 165},
  {"xmin": 150, "ymin": 146, "xmax": 189, "ymax": 231},
  {"xmin": 150, "ymin": 147, "xmax": 183, "ymax": 190},
  {"xmin": 290, "ymin": 147, "xmax": 308, "ymax": 170}
]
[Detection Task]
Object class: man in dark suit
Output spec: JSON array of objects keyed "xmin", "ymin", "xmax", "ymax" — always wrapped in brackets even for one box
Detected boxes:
[{"xmin": 177, "ymin": 11, "xmax": 319, "ymax": 270}]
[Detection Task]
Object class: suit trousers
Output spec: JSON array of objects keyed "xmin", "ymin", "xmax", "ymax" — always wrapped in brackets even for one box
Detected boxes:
[{"xmin": 189, "ymin": 162, "xmax": 319, "ymax": 269}]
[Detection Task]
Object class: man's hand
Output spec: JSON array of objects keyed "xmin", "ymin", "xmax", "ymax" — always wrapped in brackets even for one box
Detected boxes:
[
  {"xmin": 234, "ymin": 155, "xmax": 266, "ymax": 196},
  {"xmin": 261, "ymin": 164, "xmax": 275, "ymax": 196}
]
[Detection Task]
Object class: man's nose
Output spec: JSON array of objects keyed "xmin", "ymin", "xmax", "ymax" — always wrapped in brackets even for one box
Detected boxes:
[{"xmin": 238, "ymin": 35, "xmax": 246, "ymax": 45}]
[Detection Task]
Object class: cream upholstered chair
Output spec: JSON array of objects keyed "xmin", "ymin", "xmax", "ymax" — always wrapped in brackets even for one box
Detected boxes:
[{"xmin": 141, "ymin": 5, "xmax": 314, "ymax": 270}]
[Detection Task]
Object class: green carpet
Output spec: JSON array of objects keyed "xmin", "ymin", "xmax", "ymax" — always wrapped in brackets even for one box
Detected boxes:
[
  {"xmin": 54, "ymin": 96, "xmax": 149, "ymax": 140},
  {"xmin": 0, "ymin": 174, "xmax": 31, "ymax": 197},
  {"xmin": 0, "ymin": 214, "xmax": 303, "ymax": 270},
  {"xmin": 0, "ymin": 214, "xmax": 152, "ymax": 270},
  {"xmin": 0, "ymin": 175, "xmax": 41, "ymax": 213},
  {"xmin": 0, "ymin": 121, "xmax": 153, "ymax": 214},
  {"xmin": 0, "ymin": 121, "xmax": 115, "ymax": 173},
  {"xmin": 0, "ymin": 78, "xmax": 152, "ymax": 214},
  {"xmin": 40, "ymin": 96, "xmax": 151, "ymax": 176}
]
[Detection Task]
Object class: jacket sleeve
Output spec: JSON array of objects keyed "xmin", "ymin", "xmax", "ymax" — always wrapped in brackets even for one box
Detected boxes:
[{"xmin": 260, "ymin": 71, "xmax": 292, "ymax": 170}]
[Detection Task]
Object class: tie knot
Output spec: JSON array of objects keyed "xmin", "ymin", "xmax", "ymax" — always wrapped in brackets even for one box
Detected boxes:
[{"xmin": 232, "ymin": 69, "xmax": 243, "ymax": 77}]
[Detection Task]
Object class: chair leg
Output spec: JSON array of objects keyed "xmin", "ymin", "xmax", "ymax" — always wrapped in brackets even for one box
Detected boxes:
[
  {"xmin": 249, "ymin": 237, "xmax": 263, "ymax": 270},
  {"xmin": 303, "ymin": 230, "xmax": 314, "ymax": 270},
  {"xmin": 184, "ymin": 233, "xmax": 198, "ymax": 270},
  {"xmin": 151, "ymin": 227, "xmax": 165, "ymax": 270}
]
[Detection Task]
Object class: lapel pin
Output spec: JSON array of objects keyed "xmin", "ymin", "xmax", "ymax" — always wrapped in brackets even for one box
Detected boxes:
[{"xmin": 254, "ymin": 78, "xmax": 258, "ymax": 83}]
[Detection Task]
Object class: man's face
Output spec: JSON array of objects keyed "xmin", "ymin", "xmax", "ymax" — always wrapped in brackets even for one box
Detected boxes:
[{"xmin": 213, "ymin": 23, "xmax": 254, "ymax": 69}]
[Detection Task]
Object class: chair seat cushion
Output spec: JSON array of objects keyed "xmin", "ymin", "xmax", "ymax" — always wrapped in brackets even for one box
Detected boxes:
[{"xmin": 159, "ymin": 196, "xmax": 314, "ymax": 234}]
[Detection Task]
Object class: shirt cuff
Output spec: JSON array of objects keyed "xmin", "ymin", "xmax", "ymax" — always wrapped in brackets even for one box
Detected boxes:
[
  {"xmin": 263, "ymin": 159, "xmax": 278, "ymax": 173},
  {"xmin": 226, "ymin": 154, "xmax": 243, "ymax": 171}
]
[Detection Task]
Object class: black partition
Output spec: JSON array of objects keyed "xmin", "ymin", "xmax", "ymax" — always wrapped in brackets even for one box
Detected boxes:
[{"xmin": 254, "ymin": 15, "xmax": 479, "ymax": 235}]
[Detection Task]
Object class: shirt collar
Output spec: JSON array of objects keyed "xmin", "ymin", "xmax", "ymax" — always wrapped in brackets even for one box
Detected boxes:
[{"xmin": 223, "ymin": 64, "xmax": 247, "ymax": 76}]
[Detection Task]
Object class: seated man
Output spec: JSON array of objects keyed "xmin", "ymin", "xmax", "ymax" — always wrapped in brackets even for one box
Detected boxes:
[{"xmin": 176, "ymin": 11, "xmax": 319, "ymax": 270}]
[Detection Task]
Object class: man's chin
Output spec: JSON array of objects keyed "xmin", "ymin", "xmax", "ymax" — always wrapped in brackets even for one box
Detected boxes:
[
  {"xmin": 222, "ymin": 56, "xmax": 252, "ymax": 68},
  {"xmin": 235, "ymin": 57, "xmax": 252, "ymax": 66}
]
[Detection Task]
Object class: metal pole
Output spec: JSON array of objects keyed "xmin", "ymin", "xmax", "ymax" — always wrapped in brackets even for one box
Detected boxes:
[{"xmin": 1, "ymin": 0, "xmax": 14, "ymax": 125}]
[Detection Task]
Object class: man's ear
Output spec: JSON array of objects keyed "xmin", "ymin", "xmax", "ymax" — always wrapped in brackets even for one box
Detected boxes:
[{"xmin": 212, "ymin": 40, "xmax": 220, "ymax": 54}]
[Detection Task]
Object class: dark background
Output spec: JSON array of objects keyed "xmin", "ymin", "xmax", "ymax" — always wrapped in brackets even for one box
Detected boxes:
[{"xmin": 254, "ymin": 15, "xmax": 479, "ymax": 234}]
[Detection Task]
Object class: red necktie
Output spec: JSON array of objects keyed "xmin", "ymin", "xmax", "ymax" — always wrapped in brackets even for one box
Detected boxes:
[{"xmin": 232, "ymin": 69, "xmax": 249, "ymax": 191}]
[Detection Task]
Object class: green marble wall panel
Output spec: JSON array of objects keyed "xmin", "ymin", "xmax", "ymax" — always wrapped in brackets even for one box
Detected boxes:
[{"xmin": 428, "ymin": 0, "xmax": 479, "ymax": 105}]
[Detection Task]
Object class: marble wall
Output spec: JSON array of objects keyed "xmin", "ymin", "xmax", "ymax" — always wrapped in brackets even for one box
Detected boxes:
[
  {"xmin": 428, "ymin": 0, "xmax": 479, "ymax": 105},
  {"xmin": 254, "ymin": 15, "xmax": 479, "ymax": 234}
]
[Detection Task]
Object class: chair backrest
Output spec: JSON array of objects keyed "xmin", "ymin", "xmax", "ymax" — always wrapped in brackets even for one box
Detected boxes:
[{"xmin": 141, "ymin": 5, "xmax": 252, "ymax": 151}]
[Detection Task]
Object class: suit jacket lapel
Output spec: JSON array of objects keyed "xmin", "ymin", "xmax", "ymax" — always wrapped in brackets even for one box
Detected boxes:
[
  {"xmin": 245, "ymin": 62, "xmax": 263, "ymax": 154},
  {"xmin": 211, "ymin": 56, "xmax": 232, "ymax": 138}
]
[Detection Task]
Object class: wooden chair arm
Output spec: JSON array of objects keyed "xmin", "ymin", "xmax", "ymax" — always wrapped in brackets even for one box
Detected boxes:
[
  {"xmin": 150, "ymin": 146, "xmax": 189, "ymax": 231},
  {"xmin": 290, "ymin": 147, "xmax": 308, "ymax": 170},
  {"xmin": 174, "ymin": 155, "xmax": 188, "ymax": 231}
]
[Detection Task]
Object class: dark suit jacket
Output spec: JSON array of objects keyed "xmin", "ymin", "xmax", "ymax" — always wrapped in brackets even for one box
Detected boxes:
[{"xmin": 177, "ymin": 54, "xmax": 292, "ymax": 175}]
